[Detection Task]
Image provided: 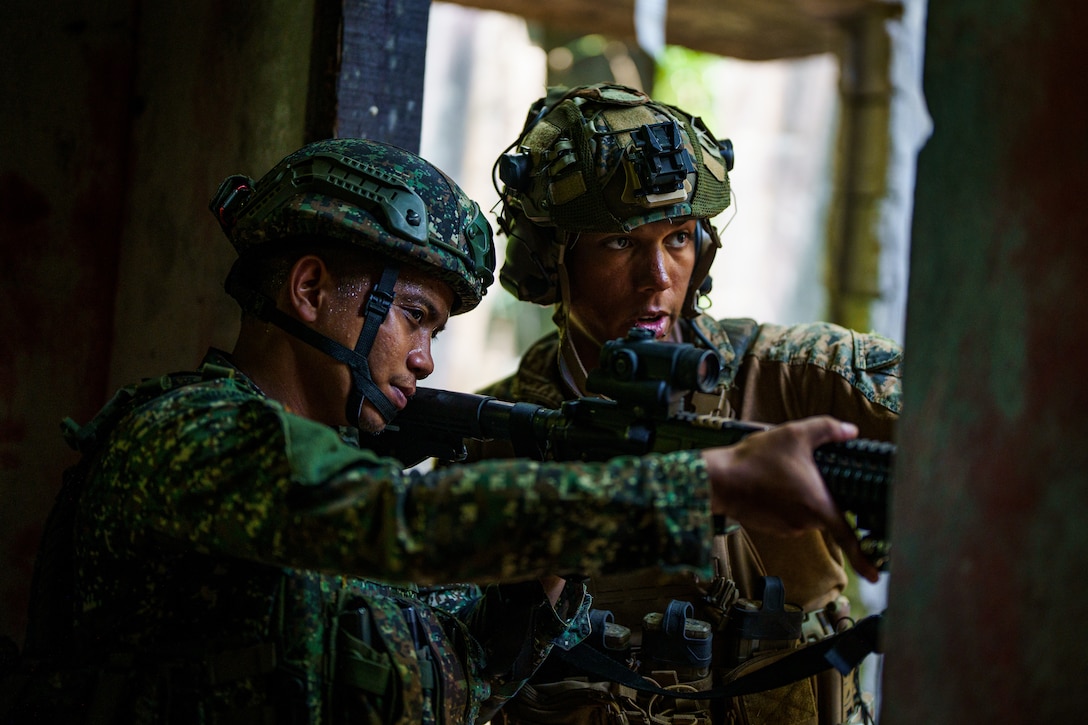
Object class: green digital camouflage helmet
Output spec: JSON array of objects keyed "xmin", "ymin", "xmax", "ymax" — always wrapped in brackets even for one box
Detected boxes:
[
  {"xmin": 210, "ymin": 138, "xmax": 496, "ymax": 426},
  {"xmin": 495, "ymin": 83, "xmax": 734, "ymax": 317},
  {"xmin": 213, "ymin": 137, "xmax": 495, "ymax": 314}
]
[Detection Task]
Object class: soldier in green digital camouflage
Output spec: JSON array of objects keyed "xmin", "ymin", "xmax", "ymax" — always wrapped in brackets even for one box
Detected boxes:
[
  {"xmin": 4, "ymin": 138, "xmax": 875, "ymax": 724},
  {"xmin": 472, "ymin": 84, "xmax": 901, "ymax": 724}
]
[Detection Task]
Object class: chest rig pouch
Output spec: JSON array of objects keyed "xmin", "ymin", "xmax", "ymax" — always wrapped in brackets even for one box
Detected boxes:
[
  {"xmin": 333, "ymin": 585, "xmax": 483, "ymax": 725},
  {"xmin": 494, "ymin": 542, "xmax": 870, "ymax": 725}
]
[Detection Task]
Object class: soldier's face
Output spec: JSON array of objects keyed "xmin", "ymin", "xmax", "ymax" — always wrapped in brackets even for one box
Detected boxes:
[
  {"xmin": 564, "ymin": 218, "xmax": 697, "ymax": 359},
  {"xmin": 340, "ymin": 266, "xmax": 454, "ymax": 434}
]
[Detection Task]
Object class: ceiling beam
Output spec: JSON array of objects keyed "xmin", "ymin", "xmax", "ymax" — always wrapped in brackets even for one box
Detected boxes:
[{"xmin": 443, "ymin": 0, "xmax": 899, "ymax": 60}]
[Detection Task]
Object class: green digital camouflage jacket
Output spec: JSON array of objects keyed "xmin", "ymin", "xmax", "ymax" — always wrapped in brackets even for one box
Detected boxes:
[
  {"xmin": 11, "ymin": 350, "xmax": 715, "ymax": 725},
  {"xmin": 469, "ymin": 314, "xmax": 902, "ymax": 613}
]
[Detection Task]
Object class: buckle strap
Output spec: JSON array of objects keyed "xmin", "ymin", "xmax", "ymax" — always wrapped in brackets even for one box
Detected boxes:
[
  {"xmin": 554, "ymin": 613, "xmax": 883, "ymax": 702},
  {"xmin": 355, "ymin": 264, "xmax": 400, "ymax": 357}
]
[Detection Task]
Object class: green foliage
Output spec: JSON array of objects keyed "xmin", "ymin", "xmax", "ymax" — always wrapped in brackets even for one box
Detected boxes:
[{"xmin": 654, "ymin": 46, "xmax": 722, "ymax": 123}]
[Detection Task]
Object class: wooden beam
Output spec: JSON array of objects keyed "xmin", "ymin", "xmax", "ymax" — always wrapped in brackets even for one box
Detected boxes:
[{"xmin": 442, "ymin": 0, "xmax": 890, "ymax": 60}]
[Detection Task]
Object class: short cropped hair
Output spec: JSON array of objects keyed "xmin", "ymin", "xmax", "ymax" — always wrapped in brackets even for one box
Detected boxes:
[{"xmin": 229, "ymin": 235, "xmax": 384, "ymax": 305}]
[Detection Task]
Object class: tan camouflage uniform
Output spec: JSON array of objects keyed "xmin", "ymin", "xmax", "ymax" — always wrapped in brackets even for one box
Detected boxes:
[
  {"xmin": 467, "ymin": 313, "xmax": 901, "ymax": 613},
  {"xmin": 11, "ymin": 349, "xmax": 719, "ymax": 725}
]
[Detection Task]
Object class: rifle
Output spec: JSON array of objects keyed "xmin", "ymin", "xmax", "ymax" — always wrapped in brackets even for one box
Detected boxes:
[{"xmin": 372, "ymin": 329, "xmax": 893, "ymax": 568}]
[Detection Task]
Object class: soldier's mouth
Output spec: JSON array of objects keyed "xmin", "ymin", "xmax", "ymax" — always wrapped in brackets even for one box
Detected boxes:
[{"xmin": 631, "ymin": 314, "xmax": 670, "ymax": 339}]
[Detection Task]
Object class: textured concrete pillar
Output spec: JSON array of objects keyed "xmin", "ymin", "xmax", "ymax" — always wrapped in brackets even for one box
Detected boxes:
[{"xmin": 883, "ymin": 3, "xmax": 1088, "ymax": 722}]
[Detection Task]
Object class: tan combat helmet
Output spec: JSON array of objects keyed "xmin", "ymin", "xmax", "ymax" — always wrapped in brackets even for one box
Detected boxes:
[{"xmin": 495, "ymin": 83, "xmax": 734, "ymax": 318}]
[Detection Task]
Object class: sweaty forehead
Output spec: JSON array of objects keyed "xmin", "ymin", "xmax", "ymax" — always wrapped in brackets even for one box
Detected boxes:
[
  {"xmin": 579, "ymin": 217, "xmax": 697, "ymax": 240},
  {"xmin": 395, "ymin": 264, "xmax": 455, "ymax": 317}
]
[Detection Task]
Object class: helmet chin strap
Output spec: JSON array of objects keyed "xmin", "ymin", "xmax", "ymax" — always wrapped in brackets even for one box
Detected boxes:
[
  {"xmin": 225, "ymin": 263, "xmax": 402, "ymax": 428},
  {"xmin": 345, "ymin": 264, "xmax": 401, "ymax": 426}
]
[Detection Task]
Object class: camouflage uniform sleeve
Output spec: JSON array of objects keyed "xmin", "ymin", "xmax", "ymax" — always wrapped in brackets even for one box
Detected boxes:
[
  {"xmin": 93, "ymin": 379, "xmax": 713, "ymax": 588},
  {"xmin": 736, "ymin": 321, "xmax": 901, "ymax": 440},
  {"xmin": 720, "ymin": 320, "xmax": 901, "ymax": 609}
]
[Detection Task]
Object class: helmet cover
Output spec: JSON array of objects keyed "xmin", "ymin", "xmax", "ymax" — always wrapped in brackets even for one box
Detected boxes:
[
  {"xmin": 495, "ymin": 83, "xmax": 733, "ymax": 315},
  {"xmin": 212, "ymin": 138, "xmax": 495, "ymax": 314}
]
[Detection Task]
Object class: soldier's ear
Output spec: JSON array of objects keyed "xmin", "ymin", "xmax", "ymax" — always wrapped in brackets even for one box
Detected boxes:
[{"xmin": 286, "ymin": 255, "xmax": 333, "ymax": 323}]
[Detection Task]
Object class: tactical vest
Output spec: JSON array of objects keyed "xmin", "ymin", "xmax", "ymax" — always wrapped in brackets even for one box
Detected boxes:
[
  {"xmin": 493, "ymin": 553, "xmax": 869, "ymax": 725},
  {"xmin": 493, "ymin": 319, "xmax": 872, "ymax": 725},
  {"xmin": 1, "ymin": 364, "xmax": 484, "ymax": 724}
]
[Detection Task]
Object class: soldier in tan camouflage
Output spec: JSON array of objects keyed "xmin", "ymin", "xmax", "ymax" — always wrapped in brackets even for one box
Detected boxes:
[
  {"xmin": 471, "ymin": 83, "xmax": 900, "ymax": 724},
  {"xmin": 5, "ymin": 138, "xmax": 874, "ymax": 724}
]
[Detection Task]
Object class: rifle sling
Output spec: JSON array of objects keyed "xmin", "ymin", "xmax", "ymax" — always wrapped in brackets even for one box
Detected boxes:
[{"xmin": 553, "ymin": 612, "xmax": 881, "ymax": 701}]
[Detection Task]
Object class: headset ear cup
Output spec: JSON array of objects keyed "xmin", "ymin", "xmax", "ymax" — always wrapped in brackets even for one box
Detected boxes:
[
  {"xmin": 697, "ymin": 221, "xmax": 713, "ymax": 295},
  {"xmin": 498, "ymin": 211, "xmax": 563, "ymax": 305},
  {"xmin": 686, "ymin": 219, "xmax": 718, "ymax": 316}
]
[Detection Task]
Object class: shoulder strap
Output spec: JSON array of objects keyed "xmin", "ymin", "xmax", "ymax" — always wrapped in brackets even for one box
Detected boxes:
[
  {"xmin": 553, "ymin": 612, "xmax": 882, "ymax": 701},
  {"xmin": 61, "ymin": 365, "xmax": 231, "ymax": 455},
  {"xmin": 688, "ymin": 317, "xmax": 759, "ymax": 389},
  {"xmin": 717, "ymin": 317, "xmax": 759, "ymax": 387},
  {"xmin": 718, "ymin": 317, "xmax": 759, "ymax": 357}
]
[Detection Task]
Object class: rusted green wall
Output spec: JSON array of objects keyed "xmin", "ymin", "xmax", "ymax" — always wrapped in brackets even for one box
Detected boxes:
[
  {"xmin": 0, "ymin": 0, "xmax": 312, "ymax": 646},
  {"xmin": 0, "ymin": 0, "xmax": 136, "ymax": 646},
  {"xmin": 883, "ymin": 3, "xmax": 1088, "ymax": 721}
]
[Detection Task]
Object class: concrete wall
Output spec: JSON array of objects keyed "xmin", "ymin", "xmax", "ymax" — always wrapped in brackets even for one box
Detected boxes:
[
  {"xmin": 883, "ymin": 3, "xmax": 1088, "ymax": 721},
  {"xmin": 0, "ymin": 0, "xmax": 313, "ymax": 646}
]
